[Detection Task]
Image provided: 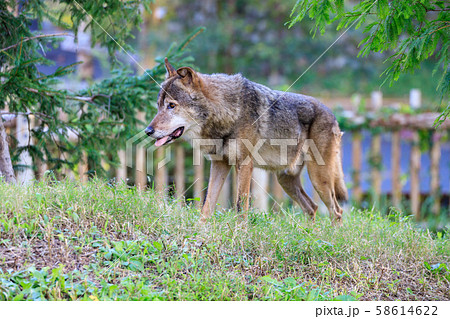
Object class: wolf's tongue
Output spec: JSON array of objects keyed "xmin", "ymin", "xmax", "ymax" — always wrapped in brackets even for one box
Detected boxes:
[{"xmin": 155, "ymin": 136, "xmax": 169, "ymax": 147}]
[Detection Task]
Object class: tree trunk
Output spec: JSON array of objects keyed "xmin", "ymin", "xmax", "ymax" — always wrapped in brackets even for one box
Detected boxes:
[{"xmin": 0, "ymin": 115, "xmax": 16, "ymax": 184}]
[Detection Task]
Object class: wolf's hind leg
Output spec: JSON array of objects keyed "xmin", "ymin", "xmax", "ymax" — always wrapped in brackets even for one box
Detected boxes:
[
  {"xmin": 200, "ymin": 160, "xmax": 231, "ymax": 223},
  {"xmin": 306, "ymin": 147, "xmax": 343, "ymax": 224},
  {"xmin": 276, "ymin": 171, "xmax": 318, "ymax": 220},
  {"xmin": 306, "ymin": 117, "xmax": 345, "ymax": 224}
]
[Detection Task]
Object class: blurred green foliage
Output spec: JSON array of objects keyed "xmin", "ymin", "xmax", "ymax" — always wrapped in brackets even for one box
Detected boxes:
[
  {"xmin": 147, "ymin": 0, "xmax": 443, "ymax": 105},
  {"xmin": 288, "ymin": 0, "xmax": 449, "ymax": 124},
  {"xmin": 0, "ymin": 0, "xmax": 196, "ymax": 178}
]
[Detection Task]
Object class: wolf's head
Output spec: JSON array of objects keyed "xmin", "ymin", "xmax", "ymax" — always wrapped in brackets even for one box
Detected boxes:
[{"xmin": 145, "ymin": 58, "xmax": 209, "ymax": 147}]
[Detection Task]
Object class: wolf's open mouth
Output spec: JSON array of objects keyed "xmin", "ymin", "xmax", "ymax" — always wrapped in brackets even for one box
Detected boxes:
[{"xmin": 155, "ymin": 126, "xmax": 184, "ymax": 147}]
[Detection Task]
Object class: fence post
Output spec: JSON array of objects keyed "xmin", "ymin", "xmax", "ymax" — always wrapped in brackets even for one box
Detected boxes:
[
  {"xmin": 116, "ymin": 149, "xmax": 127, "ymax": 183},
  {"xmin": 251, "ymin": 168, "xmax": 269, "ymax": 211},
  {"xmin": 391, "ymin": 130, "xmax": 402, "ymax": 207},
  {"xmin": 135, "ymin": 111, "xmax": 147, "ymax": 189},
  {"xmin": 272, "ymin": 173, "xmax": 284, "ymax": 211},
  {"xmin": 30, "ymin": 114, "xmax": 47, "ymax": 181},
  {"xmin": 352, "ymin": 131, "xmax": 363, "ymax": 203},
  {"xmin": 370, "ymin": 91, "xmax": 383, "ymax": 111},
  {"xmin": 175, "ymin": 143, "xmax": 185, "ymax": 201},
  {"xmin": 36, "ymin": 153, "xmax": 48, "ymax": 181},
  {"xmin": 409, "ymin": 89, "xmax": 421, "ymax": 219},
  {"xmin": 193, "ymin": 154, "xmax": 204, "ymax": 208},
  {"xmin": 78, "ymin": 152, "xmax": 88, "ymax": 183},
  {"xmin": 430, "ymin": 132, "xmax": 441, "ymax": 215},
  {"xmin": 410, "ymin": 133, "xmax": 421, "ymax": 219},
  {"xmin": 409, "ymin": 89, "xmax": 421, "ymax": 109},
  {"xmin": 370, "ymin": 91, "xmax": 383, "ymax": 202},
  {"xmin": 154, "ymin": 147, "xmax": 168, "ymax": 194},
  {"xmin": 57, "ymin": 111, "xmax": 74, "ymax": 180}
]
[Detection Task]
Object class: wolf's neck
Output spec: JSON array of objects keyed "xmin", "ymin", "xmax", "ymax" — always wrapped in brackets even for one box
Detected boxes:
[
  {"xmin": 196, "ymin": 73, "xmax": 244, "ymax": 137},
  {"xmin": 201, "ymin": 73, "xmax": 245, "ymax": 98}
]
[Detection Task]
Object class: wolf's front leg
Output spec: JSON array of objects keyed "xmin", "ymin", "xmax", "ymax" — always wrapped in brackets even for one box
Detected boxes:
[
  {"xmin": 200, "ymin": 160, "xmax": 231, "ymax": 223},
  {"xmin": 235, "ymin": 161, "xmax": 253, "ymax": 219}
]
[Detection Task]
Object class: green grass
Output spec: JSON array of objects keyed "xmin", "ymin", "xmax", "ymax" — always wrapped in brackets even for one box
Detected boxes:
[{"xmin": 0, "ymin": 179, "xmax": 449, "ymax": 301}]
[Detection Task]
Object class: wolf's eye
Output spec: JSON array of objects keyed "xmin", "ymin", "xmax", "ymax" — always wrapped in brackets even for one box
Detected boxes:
[{"xmin": 167, "ymin": 102, "xmax": 176, "ymax": 109}]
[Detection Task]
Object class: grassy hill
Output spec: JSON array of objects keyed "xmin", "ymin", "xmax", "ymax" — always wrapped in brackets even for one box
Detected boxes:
[{"xmin": 0, "ymin": 180, "xmax": 449, "ymax": 301}]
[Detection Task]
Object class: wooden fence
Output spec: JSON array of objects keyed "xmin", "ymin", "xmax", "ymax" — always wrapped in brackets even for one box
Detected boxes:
[
  {"xmin": 344, "ymin": 90, "xmax": 450, "ymax": 219},
  {"xmin": 2, "ymin": 89, "xmax": 449, "ymax": 220}
]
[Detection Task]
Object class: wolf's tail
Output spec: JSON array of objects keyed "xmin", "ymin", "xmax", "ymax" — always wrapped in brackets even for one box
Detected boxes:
[{"xmin": 334, "ymin": 132, "xmax": 348, "ymax": 202}]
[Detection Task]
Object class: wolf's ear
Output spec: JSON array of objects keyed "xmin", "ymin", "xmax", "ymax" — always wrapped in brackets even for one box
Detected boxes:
[
  {"xmin": 164, "ymin": 57, "xmax": 177, "ymax": 78},
  {"xmin": 177, "ymin": 67, "xmax": 200, "ymax": 87}
]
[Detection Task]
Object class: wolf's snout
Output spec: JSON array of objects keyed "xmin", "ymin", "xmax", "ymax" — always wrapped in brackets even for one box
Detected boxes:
[{"xmin": 145, "ymin": 126, "xmax": 155, "ymax": 136}]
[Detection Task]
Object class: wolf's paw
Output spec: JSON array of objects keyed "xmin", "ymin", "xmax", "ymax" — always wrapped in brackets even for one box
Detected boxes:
[{"xmin": 332, "ymin": 216, "xmax": 343, "ymax": 227}]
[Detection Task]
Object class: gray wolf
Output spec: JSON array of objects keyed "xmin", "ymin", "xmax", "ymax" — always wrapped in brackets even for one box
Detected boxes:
[{"xmin": 146, "ymin": 58, "xmax": 348, "ymax": 224}]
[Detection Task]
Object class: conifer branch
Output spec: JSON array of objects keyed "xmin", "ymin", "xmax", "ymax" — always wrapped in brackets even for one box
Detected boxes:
[
  {"xmin": 0, "ymin": 32, "xmax": 70, "ymax": 53},
  {"xmin": 24, "ymin": 87, "xmax": 110, "ymax": 104}
]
